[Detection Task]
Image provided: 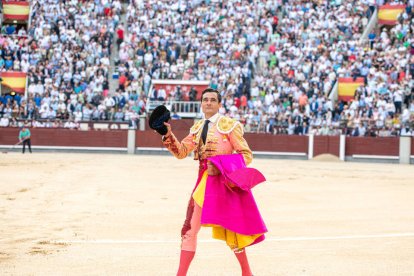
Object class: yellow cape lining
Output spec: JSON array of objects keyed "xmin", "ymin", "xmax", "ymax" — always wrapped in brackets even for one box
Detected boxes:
[{"xmin": 192, "ymin": 171, "xmax": 262, "ymax": 250}]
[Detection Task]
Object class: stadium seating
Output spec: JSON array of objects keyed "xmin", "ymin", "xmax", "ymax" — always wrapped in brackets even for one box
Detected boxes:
[{"xmin": 0, "ymin": 0, "xmax": 412, "ymax": 137}]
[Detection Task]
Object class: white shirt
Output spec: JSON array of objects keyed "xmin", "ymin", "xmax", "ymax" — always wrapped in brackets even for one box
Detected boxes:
[{"xmin": 203, "ymin": 112, "xmax": 220, "ymax": 131}]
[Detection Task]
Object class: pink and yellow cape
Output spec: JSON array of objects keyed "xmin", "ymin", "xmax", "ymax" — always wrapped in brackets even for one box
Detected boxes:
[{"xmin": 192, "ymin": 154, "xmax": 267, "ymax": 250}]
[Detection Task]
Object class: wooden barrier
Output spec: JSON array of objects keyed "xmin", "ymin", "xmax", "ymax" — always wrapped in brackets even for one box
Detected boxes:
[
  {"xmin": 0, "ymin": 127, "xmax": 411, "ymax": 163},
  {"xmin": 245, "ymin": 134, "xmax": 308, "ymax": 153},
  {"xmin": 313, "ymin": 136, "xmax": 340, "ymax": 157},
  {"xmin": 0, "ymin": 128, "xmax": 128, "ymax": 147},
  {"xmin": 346, "ymin": 137, "xmax": 399, "ymax": 156},
  {"xmin": 412, "ymin": 138, "xmax": 414, "ymax": 156},
  {"xmin": 135, "ymin": 130, "xmax": 188, "ymax": 148},
  {"xmin": 144, "ymin": 118, "xmax": 194, "ymax": 132}
]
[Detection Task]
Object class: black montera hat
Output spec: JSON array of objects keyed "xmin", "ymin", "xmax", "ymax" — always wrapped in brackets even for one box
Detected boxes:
[{"xmin": 149, "ymin": 105, "xmax": 171, "ymax": 135}]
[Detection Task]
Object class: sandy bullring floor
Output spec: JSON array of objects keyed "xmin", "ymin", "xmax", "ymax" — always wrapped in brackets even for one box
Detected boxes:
[{"xmin": 1, "ymin": 153, "xmax": 414, "ymax": 275}]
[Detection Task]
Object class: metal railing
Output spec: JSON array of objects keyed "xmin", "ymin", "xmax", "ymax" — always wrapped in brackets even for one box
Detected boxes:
[{"xmin": 146, "ymin": 100, "xmax": 201, "ymax": 118}]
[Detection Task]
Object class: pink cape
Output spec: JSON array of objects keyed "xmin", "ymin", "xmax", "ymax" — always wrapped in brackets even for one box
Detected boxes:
[{"xmin": 200, "ymin": 154, "xmax": 267, "ymax": 244}]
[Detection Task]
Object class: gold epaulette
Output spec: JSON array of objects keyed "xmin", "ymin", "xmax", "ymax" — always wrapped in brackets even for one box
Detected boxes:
[
  {"xmin": 217, "ymin": 116, "xmax": 241, "ymax": 134},
  {"xmin": 189, "ymin": 119, "xmax": 204, "ymax": 134}
]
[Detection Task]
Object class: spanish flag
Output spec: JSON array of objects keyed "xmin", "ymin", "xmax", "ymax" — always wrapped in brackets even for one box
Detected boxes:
[
  {"xmin": 338, "ymin": 77, "xmax": 364, "ymax": 102},
  {"xmin": 3, "ymin": 1, "xmax": 30, "ymax": 21},
  {"xmin": 378, "ymin": 4, "xmax": 406, "ymax": 25},
  {"xmin": 1, "ymin": 72, "xmax": 27, "ymax": 93}
]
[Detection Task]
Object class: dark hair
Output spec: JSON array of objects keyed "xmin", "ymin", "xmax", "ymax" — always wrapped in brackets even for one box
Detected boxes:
[{"xmin": 201, "ymin": 88, "xmax": 221, "ymax": 103}]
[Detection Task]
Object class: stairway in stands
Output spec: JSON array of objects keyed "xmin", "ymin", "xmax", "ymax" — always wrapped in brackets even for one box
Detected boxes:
[{"xmin": 108, "ymin": 2, "xmax": 129, "ymax": 96}]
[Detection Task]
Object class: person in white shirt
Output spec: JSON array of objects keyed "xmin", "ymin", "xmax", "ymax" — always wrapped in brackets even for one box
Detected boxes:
[
  {"xmin": 264, "ymin": 91, "xmax": 274, "ymax": 107},
  {"xmin": 250, "ymin": 85, "xmax": 259, "ymax": 98},
  {"xmin": 73, "ymin": 110, "xmax": 83, "ymax": 122},
  {"xmin": 34, "ymin": 81, "xmax": 45, "ymax": 96},
  {"xmin": 400, "ymin": 126, "xmax": 412, "ymax": 136},
  {"xmin": 393, "ymin": 89, "xmax": 403, "ymax": 114},
  {"xmin": 39, "ymin": 105, "xmax": 49, "ymax": 119},
  {"xmin": 0, "ymin": 116, "xmax": 9, "ymax": 127},
  {"xmin": 104, "ymin": 96, "xmax": 115, "ymax": 109},
  {"xmin": 158, "ymin": 88, "xmax": 167, "ymax": 101}
]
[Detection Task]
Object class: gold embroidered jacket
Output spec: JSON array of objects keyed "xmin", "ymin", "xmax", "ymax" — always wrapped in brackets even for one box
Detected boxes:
[{"xmin": 163, "ymin": 115, "xmax": 253, "ymax": 165}]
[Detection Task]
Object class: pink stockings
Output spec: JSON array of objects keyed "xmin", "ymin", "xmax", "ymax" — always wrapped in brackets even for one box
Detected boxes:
[
  {"xmin": 234, "ymin": 249, "xmax": 253, "ymax": 276},
  {"xmin": 177, "ymin": 202, "xmax": 202, "ymax": 276},
  {"xmin": 181, "ymin": 201, "xmax": 202, "ymax": 252},
  {"xmin": 177, "ymin": 248, "xmax": 253, "ymax": 276},
  {"xmin": 177, "ymin": 250, "xmax": 195, "ymax": 276},
  {"xmin": 177, "ymin": 201, "xmax": 252, "ymax": 276}
]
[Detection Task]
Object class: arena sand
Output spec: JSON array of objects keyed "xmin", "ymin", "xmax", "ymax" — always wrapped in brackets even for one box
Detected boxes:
[{"xmin": 1, "ymin": 153, "xmax": 414, "ymax": 275}]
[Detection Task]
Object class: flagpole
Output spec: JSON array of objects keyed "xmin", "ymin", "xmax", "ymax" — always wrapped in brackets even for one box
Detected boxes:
[{"xmin": 24, "ymin": 73, "xmax": 28, "ymax": 113}]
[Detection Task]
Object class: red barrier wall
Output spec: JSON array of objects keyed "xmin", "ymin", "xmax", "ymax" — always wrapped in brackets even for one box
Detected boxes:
[
  {"xmin": 0, "ymin": 128, "xmax": 19, "ymax": 144},
  {"xmin": 136, "ymin": 130, "xmax": 189, "ymax": 148},
  {"xmin": 0, "ymin": 128, "xmax": 409, "ymax": 158},
  {"xmin": 346, "ymin": 137, "xmax": 399, "ymax": 156},
  {"xmin": 166, "ymin": 119, "xmax": 194, "ymax": 130},
  {"xmin": 145, "ymin": 118, "xmax": 194, "ymax": 131},
  {"xmin": 412, "ymin": 138, "xmax": 414, "ymax": 156},
  {"xmin": 0, "ymin": 128, "xmax": 128, "ymax": 147},
  {"xmin": 141, "ymin": 118, "xmax": 193, "ymax": 148},
  {"xmin": 135, "ymin": 131, "xmax": 309, "ymax": 153},
  {"xmin": 245, "ymin": 134, "xmax": 308, "ymax": 153},
  {"xmin": 313, "ymin": 136, "xmax": 340, "ymax": 157}
]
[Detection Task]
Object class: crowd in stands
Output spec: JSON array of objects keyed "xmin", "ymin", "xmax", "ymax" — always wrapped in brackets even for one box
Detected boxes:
[
  {"xmin": 0, "ymin": 0, "xmax": 414, "ymax": 137},
  {"xmin": 0, "ymin": 0, "xmax": 146, "ymax": 128},
  {"xmin": 217, "ymin": 0, "xmax": 414, "ymax": 137}
]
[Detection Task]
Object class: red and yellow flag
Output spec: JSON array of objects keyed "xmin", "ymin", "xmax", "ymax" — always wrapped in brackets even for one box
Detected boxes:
[
  {"xmin": 3, "ymin": 1, "xmax": 30, "ymax": 21},
  {"xmin": 1, "ymin": 72, "xmax": 27, "ymax": 93},
  {"xmin": 338, "ymin": 77, "xmax": 364, "ymax": 102},
  {"xmin": 378, "ymin": 4, "xmax": 406, "ymax": 25}
]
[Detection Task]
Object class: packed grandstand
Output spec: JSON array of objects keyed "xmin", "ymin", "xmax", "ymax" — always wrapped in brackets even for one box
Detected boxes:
[{"xmin": 0, "ymin": 0, "xmax": 413, "ymax": 137}]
